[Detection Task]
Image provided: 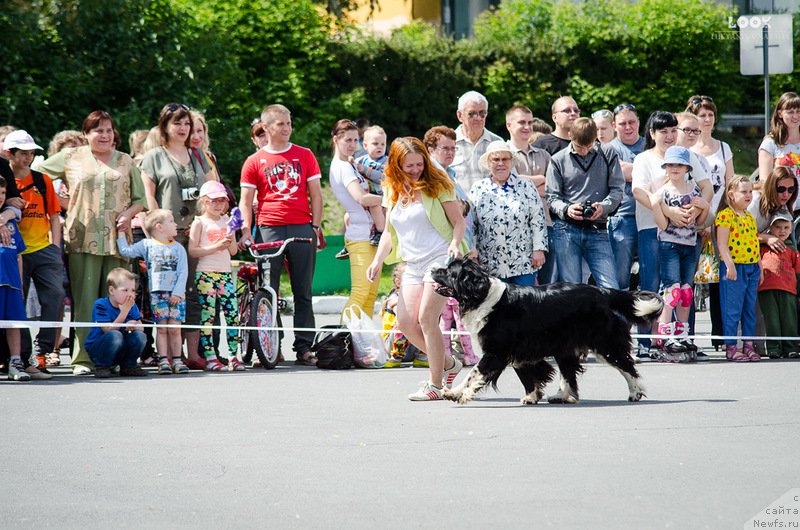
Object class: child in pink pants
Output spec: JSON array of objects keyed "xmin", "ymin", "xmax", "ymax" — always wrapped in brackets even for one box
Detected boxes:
[{"xmin": 440, "ymin": 297, "xmax": 479, "ymax": 366}]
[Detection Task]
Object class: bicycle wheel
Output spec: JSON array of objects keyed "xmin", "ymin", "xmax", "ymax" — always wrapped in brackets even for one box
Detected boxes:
[
  {"xmin": 237, "ymin": 286, "xmax": 253, "ymax": 364},
  {"xmin": 250, "ymin": 289, "xmax": 280, "ymax": 369}
]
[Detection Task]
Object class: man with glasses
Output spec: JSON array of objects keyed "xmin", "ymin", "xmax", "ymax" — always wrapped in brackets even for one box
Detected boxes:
[
  {"xmin": 546, "ymin": 118, "xmax": 624, "ymax": 288},
  {"xmin": 606, "ymin": 103, "xmax": 645, "ymax": 290},
  {"xmin": 505, "ymin": 105, "xmax": 556, "ymax": 283},
  {"xmin": 452, "ymin": 90, "xmax": 502, "ymax": 192},
  {"xmin": 534, "ymin": 96, "xmax": 581, "ymax": 156}
]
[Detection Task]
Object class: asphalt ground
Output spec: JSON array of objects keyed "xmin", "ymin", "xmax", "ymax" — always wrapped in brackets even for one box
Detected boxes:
[{"xmin": 2, "ymin": 310, "xmax": 799, "ymax": 529}]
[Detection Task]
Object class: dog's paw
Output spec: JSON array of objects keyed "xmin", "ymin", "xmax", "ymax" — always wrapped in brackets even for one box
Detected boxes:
[
  {"xmin": 628, "ymin": 390, "xmax": 646, "ymax": 402},
  {"xmin": 520, "ymin": 389, "xmax": 543, "ymax": 405},
  {"xmin": 444, "ymin": 387, "xmax": 474, "ymax": 405},
  {"xmin": 547, "ymin": 393, "xmax": 579, "ymax": 404}
]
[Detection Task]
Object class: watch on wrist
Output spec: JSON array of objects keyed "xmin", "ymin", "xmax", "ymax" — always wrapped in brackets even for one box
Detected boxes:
[{"xmin": 311, "ymin": 224, "xmax": 321, "ymax": 230}]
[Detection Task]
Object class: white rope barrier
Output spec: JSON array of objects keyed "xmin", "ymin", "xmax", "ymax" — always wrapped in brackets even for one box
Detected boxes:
[{"xmin": 0, "ymin": 319, "xmax": 793, "ymax": 342}]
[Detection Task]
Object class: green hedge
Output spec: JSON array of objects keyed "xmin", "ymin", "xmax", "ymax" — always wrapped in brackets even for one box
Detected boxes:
[{"xmin": 2, "ymin": 0, "xmax": 795, "ymax": 204}]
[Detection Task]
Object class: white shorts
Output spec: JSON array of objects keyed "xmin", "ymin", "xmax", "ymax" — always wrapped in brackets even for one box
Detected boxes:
[{"xmin": 403, "ymin": 253, "xmax": 448, "ymax": 286}]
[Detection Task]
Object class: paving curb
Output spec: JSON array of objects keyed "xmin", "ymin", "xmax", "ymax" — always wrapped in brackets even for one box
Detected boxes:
[{"xmin": 285, "ymin": 296, "xmax": 381, "ymax": 315}]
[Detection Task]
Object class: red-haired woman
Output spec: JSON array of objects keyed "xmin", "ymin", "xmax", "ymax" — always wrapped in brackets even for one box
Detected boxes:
[
  {"xmin": 366, "ymin": 137, "xmax": 467, "ymax": 401},
  {"xmin": 38, "ymin": 110, "xmax": 146, "ymax": 375}
]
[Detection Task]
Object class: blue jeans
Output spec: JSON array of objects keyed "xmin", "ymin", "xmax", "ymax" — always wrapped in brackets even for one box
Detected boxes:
[
  {"xmin": 87, "ymin": 330, "xmax": 147, "ymax": 368},
  {"xmin": 608, "ymin": 215, "xmax": 637, "ymax": 290},
  {"xmin": 719, "ymin": 262, "xmax": 760, "ymax": 345},
  {"xmin": 537, "ymin": 226, "xmax": 557, "ymax": 285},
  {"xmin": 637, "ymin": 228, "xmax": 660, "ymax": 348},
  {"xmin": 551, "ymin": 220, "xmax": 619, "ymax": 288},
  {"xmin": 504, "ymin": 273, "xmax": 537, "ymax": 287},
  {"xmin": 658, "ymin": 241, "xmax": 697, "ymax": 289}
]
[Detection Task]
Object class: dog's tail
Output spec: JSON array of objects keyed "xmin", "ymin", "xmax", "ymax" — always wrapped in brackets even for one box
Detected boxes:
[{"xmin": 609, "ymin": 290, "xmax": 663, "ymax": 326}]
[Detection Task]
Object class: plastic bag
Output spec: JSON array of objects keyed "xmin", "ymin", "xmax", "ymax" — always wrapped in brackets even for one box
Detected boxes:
[
  {"xmin": 694, "ymin": 236, "xmax": 719, "ymax": 284},
  {"xmin": 342, "ymin": 306, "xmax": 387, "ymax": 368}
]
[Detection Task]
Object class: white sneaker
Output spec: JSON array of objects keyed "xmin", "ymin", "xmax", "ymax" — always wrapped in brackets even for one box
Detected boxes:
[
  {"xmin": 72, "ymin": 365, "xmax": 93, "ymax": 376},
  {"xmin": 8, "ymin": 359, "xmax": 31, "ymax": 382},
  {"xmin": 442, "ymin": 355, "xmax": 463, "ymax": 389},
  {"xmin": 408, "ymin": 381, "xmax": 443, "ymax": 401}
]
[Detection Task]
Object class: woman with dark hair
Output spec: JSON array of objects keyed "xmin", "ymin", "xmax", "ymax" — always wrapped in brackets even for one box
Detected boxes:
[
  {"xmin": 366, "ymin": 137, "xmax": 467, "ymax": 401},
  {"xmin": 38, "ymin": 110, "xmax": 146, "ymax": 375},
  {"xmin": 140, "ymin": 103, "xmax": 215, "ymax": 369},
  {"xmin": 329, "ymin": 119, "xmax": 383, "ymax": 317},
  {"xmin": 758, "ymin": 92, "xmax": 800, "ymax": 208},
  {"xmin": 250, "ymin": 119, "xmax": 268, "ymax": 151},
  {"xmin": 631, "ymin": 111, "xmax": 713, "ymax": 361}
]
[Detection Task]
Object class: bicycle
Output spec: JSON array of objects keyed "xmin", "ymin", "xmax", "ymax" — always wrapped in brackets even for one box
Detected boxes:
[{"xmin": 236, "ymin": 237, "xmax": 313, "ymax": 369}]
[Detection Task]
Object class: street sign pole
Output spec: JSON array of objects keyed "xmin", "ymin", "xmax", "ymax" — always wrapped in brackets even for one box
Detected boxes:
[{"xmin": 763, "ymin": 25, "xmax": 770, "ymax": 135}]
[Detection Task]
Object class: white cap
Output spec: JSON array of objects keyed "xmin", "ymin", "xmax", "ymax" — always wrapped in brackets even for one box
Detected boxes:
[{"xmin": 3, "ymin": 130, "xmax": 43, "ymax": 151}]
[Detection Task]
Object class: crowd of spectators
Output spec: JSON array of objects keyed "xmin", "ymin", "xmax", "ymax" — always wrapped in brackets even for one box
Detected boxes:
[{"xmin": 2, "ymin": 89, "xmax": 800, "ymax": 384}]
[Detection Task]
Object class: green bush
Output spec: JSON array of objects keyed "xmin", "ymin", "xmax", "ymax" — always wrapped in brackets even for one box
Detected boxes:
[{"xmin": 2, "ymin": 0, "xmax": 795, "ymax": 199}]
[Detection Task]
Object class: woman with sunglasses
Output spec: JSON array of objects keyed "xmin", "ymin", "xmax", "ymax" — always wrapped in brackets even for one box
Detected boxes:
[
  {"xmin": 758, "ymin": 92, "xmax": 800, "ymax": 210},
  {"xmin": 38, "ymin": 110, "xmax": 147, "ymax": 375},
  {"xmin": 591, "ymin": 110, "xmax": 615, "ymax": 145},
  {"xmin": 140, "ymin": 103, "xmax": 217, "ymax": 369},
  {"xmin": 748, "ymin": 166, "xmax": 797, "ymax": 249},
  {"xmin": 685, "ymin": 95, "xmax": 733, "ymax": 213}
]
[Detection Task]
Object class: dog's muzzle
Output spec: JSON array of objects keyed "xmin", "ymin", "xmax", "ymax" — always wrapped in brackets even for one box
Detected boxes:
[{"xmin": 433, "ymin": 283, "xmax": 455, "ymax": 298}]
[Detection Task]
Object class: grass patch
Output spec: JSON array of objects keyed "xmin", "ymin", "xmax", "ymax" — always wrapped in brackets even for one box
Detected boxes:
[{"xmin": 717, "ymin": 130, "xmax": 761, "ymax": 177}]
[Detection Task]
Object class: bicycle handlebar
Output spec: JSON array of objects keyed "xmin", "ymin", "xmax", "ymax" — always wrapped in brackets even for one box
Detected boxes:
[{"xmin": 247, "ymin": 237, "xmax": 313, "ymax": 258}]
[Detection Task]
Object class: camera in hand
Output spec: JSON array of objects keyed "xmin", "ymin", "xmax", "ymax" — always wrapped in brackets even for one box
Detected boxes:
[
  {"xmin": 181, "ymin": 187, "xmax": 200, "ymax": 201},
  {"xmin": 581, "ymin": 200, "xmax": 596, "ymax": 219}
]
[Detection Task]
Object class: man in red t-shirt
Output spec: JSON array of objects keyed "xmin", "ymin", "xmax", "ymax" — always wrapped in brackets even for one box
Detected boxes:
[
  {"xmin": 239, "ymin": 104, "xmax": 323, "ymax": 365},
  {"xmin": 5, "ymin": 130, "xmax": 64, "ymax": 373}
]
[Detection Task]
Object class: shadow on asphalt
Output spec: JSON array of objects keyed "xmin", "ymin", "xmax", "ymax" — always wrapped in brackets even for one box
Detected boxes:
[{"xmin": 453, "ymin": 397, "xmax": 738, "ymax": 408}]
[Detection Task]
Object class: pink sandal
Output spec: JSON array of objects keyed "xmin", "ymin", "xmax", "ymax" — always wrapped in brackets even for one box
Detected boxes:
[
  {"xmin": 726, "ymin": 345, "xmax": 748, "ymax": 362},
  {"xmin": 742, "ymin": 344, "xmax": 760, "ymax": 362}
]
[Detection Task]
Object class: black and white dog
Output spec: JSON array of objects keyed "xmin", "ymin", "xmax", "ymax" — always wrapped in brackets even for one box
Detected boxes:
[{"xmin": 431, "ymin": 258, "xmax": 663, "ymax": 405}]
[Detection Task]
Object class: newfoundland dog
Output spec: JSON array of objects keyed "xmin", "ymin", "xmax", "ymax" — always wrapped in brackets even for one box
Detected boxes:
[{"xmin": 431, "ymin": 258, "xmax": 663, "ymax": 405}]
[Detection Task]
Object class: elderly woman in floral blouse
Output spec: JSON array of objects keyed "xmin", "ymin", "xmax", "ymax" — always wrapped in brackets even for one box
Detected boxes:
[
  {"xmin": 469, "ymin": 140, "xmax": 548, "ymax": 285},
  {"xmin": 38, "ymin": 110, "xmax": 146, "ymax": 375}
]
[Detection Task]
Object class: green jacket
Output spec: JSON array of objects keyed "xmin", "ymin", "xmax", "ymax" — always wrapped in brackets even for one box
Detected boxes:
[{"xmin": 383, "ymin": 186, "xmax": 468, "ymax": 265}]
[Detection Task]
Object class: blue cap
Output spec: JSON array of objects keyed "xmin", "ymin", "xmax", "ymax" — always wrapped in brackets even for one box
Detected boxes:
[{"xmin": 661, "ymin": 146, "xmax": 692, "ymax": 168}]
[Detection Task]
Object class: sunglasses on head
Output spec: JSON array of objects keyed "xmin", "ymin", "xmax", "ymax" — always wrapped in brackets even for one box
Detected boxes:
[
  {"xmin": 591, "ymin": 109, "xmax": 613, "ymax": 120},
  {"xmin": 690, "ymin": 96, "xmax": 713, "ymax": 106},
  {"xmin": 166, "ymin": 103, "xmax": 190, "ymax": 113},
  {"xmin": 613, "ymin": 103, "xmax": 636, "ymax": 114},
  {"xmin": 777, "ymin": 185, "xmax": 796, "ymax": 194}
]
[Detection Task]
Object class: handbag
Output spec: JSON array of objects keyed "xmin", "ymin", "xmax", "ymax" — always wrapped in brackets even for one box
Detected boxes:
[
  {"xmin": 342, "ymin": 305, "xmax": 387, "ymax": 368},
  {"xmin": 311, "ymin": 325, "xmax": 353, "ymax": 370},
  {"xmin": 694, "ymin": 235, "xmax": 720, "ymax": 284}
]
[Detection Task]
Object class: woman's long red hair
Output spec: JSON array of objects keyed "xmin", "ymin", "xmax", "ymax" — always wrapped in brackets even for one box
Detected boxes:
[{"xmin": 384, "ymin": 137, "xmax": 453, "ymax": 205}]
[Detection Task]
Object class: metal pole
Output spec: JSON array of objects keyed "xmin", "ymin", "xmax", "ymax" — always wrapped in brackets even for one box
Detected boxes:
[{"xmin": 763, "ymin": 25, "xmax": 770, "ymax": 135}]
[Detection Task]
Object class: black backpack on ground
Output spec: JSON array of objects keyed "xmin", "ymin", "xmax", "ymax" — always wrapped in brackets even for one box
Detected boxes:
[{"xmin": 312, "ymin": 325, "xmax": 353, "ymax": 370}]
